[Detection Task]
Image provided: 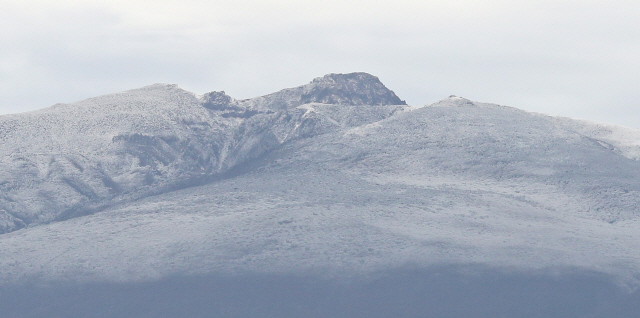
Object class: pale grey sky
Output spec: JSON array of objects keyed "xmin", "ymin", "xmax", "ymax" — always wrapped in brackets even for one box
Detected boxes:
[{"xmin": 2, "ymin": 0, "xmax": 639, "ymax": 128}]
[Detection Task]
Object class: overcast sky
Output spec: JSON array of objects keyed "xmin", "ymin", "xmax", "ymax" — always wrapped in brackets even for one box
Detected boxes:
[{"xmin": 1, "ymin": 0, "xmax": 639, "ymax": 127}]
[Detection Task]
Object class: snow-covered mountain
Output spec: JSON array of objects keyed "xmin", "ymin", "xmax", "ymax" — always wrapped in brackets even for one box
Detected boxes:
[
  {"xmin": 2, "ymin": 73, "xmax": 640, "ymax": 317},
  {"xmin": 0, "ymin": 73, "xmax": 408, "ymax": 234}
]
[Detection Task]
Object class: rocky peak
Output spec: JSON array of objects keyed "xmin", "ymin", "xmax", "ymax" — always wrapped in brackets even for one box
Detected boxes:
[
  {"xmin": 202, "ymin": 91, "xmax": 239, "ymax": 111},
  {"xmin": 300, "ymin": 72, "xmax": 406, "ymax": 106},
  {"xmin": 237, "ymin": 72, "xmax": 406, "ymax": 110}
]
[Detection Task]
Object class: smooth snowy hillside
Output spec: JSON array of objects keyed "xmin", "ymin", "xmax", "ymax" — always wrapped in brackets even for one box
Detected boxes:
[{"xmin": 2, "ymin": 73, "xmax": 640, "ymax": 317}]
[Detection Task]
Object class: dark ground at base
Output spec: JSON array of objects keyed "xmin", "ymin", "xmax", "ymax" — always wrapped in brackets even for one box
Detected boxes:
[{"xmin": 2, "ymin": 266, "xmax": 639, "ymax": 318}]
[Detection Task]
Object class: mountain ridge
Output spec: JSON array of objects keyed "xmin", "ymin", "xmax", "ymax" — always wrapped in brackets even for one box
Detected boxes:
[
  {"xmin": 3, "ymin": 73, "xmax": 640, "ymax": 316},
  {"xmin": 1, "ymin": 72, "xmax": 639, "ymax": 276},
  {"xmin": 0, "ymin": 73, "xmax": 409, "ymax": 234}
]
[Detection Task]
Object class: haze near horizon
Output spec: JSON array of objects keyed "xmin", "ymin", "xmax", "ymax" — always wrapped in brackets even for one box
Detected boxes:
[{"xmin": 1, "ymin": 1, "xmax": 639, "ymax": 128}]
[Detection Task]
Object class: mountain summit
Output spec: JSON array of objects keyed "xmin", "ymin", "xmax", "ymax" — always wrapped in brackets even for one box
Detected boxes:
[
  {"xmin": 237, "ymin": 72, "xmax": 406, "ymax": 110},
  {"xmin": 299, "ymin": 72, "xmax": 406, "ymax": 106}
]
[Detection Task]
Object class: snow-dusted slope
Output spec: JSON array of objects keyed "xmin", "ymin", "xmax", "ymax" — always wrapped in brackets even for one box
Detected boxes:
[
  {"xmin": 2, "ymin": 89, "xmax": 640, "ymax": 282},
  {"xmin": 1, "ymin": 75, "xmax": 640, "ymax": 317},
  {"xmin": 0, "ymin": 74, "xmax": 408, "ymax": 234},
  {"xmin": 0, "ymin": 83, "xmax": 241, "ymax": 232},
  {"xmin": 554, "ymin": 116, "xmax": 640, "ymax": 161}
]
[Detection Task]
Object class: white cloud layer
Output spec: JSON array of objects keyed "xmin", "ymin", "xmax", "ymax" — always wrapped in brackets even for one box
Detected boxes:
[{"xmin": 1, "ymin": 0, "xmax": 639, "ymax": 127}]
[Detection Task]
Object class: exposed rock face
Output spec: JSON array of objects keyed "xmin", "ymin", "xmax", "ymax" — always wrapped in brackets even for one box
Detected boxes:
[
  {"xmin": 201, "ymin": 91, "xmax": 238, "ymax": 111},
  {"xmin": 237, "ymin": 72, "xmax": 406, "ymax": 110},
  {"xmin": 299, "ymin": 73, "xmax": 406, "ymax": 106}
]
